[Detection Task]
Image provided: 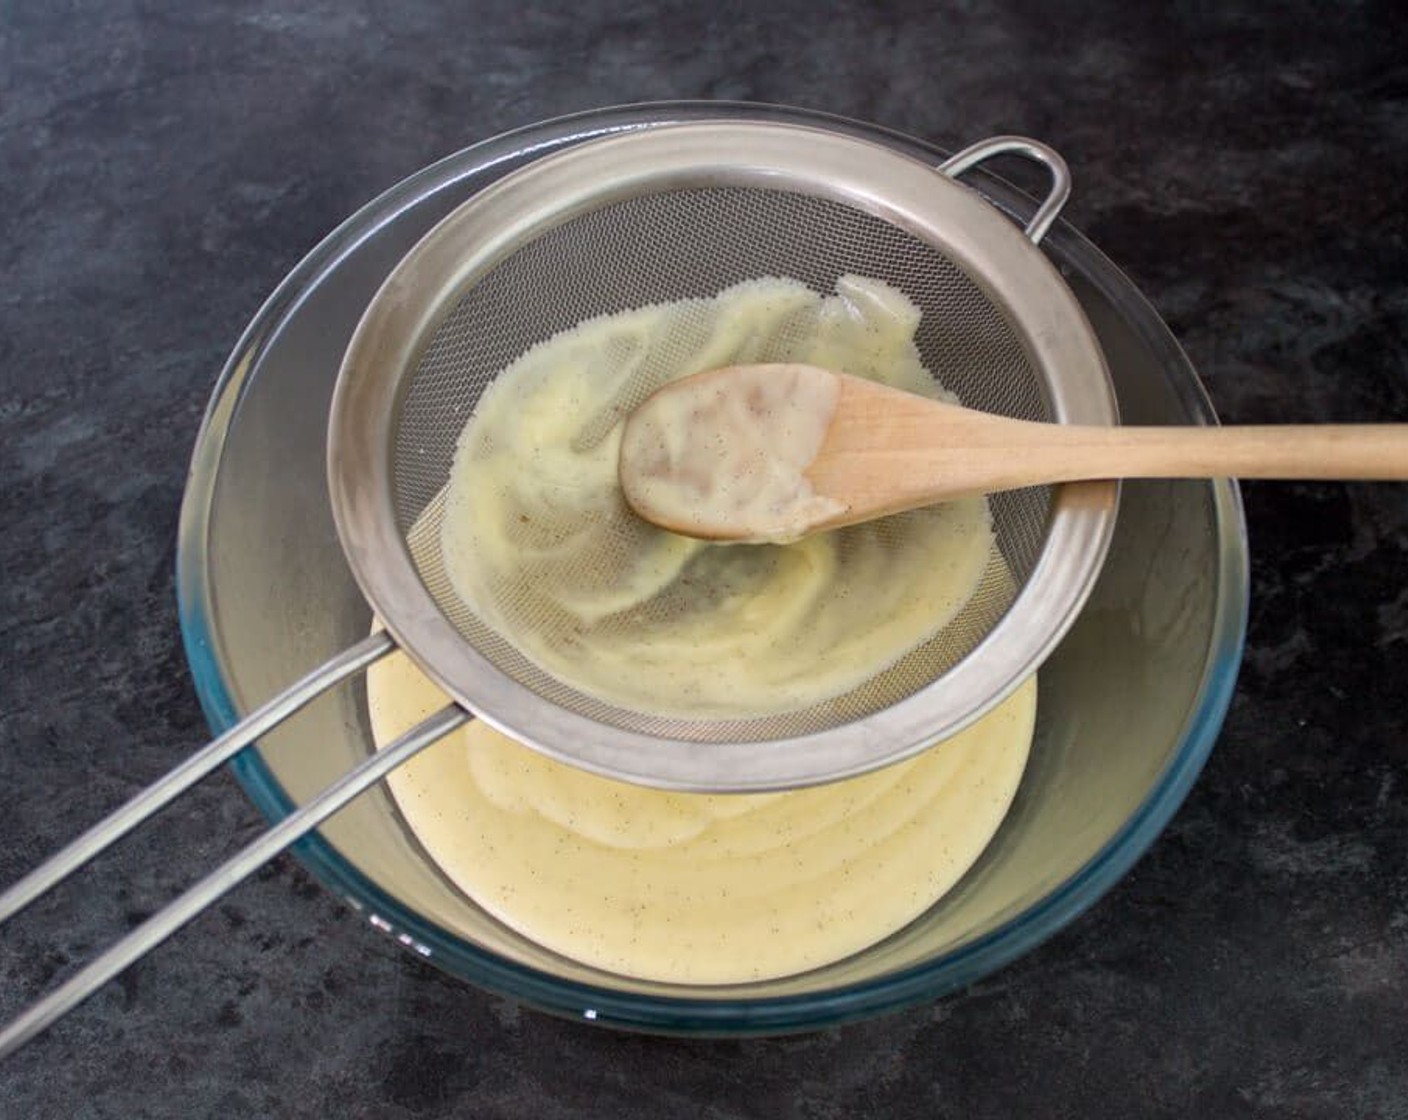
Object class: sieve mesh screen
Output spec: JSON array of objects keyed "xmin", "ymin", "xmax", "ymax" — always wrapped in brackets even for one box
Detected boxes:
[{"xmin": 391, "ymin": 186, "xmax": 1054, "ymax": 741}]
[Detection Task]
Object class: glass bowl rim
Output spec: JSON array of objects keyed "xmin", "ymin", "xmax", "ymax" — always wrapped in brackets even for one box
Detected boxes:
[{"xmin": 176, "ymin": 100, "xmax": 1249, "ymax": 1035}]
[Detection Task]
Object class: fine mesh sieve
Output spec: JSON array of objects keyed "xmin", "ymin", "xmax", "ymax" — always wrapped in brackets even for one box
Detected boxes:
[
  {"xmin": 398, "ymin": 195, "xmax": 1048, "ymax": 742},
  {"xmin": 329, "ymin": 122, "xmax": 1120, "ymax": 790}
]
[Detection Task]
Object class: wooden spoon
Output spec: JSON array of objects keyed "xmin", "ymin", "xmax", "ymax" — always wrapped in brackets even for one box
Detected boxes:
[{"xmin": 618, "ymin": 362, "xmax": 1408, "ymax": 543}]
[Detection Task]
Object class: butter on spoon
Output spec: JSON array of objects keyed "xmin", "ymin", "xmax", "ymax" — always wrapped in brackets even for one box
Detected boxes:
[{"xmin": 619, "ymin": 362, "xmax": 1408, "ymax": 543}]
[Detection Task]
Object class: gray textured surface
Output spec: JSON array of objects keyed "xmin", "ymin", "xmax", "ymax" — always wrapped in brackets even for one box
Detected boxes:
[{"xmin": 2, "ymin": 2, "xmax": 1406, "ymax": 1117}]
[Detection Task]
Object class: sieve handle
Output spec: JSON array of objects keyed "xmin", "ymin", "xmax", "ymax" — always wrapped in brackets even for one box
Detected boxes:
[
  {"xmin": 0, "ymin": 630, "xmax": 397, "ymax": 926},
  {"xmin": 0, "ymin": 703, "xmax": 469, "ymax": 1059},
  {"xmin": 937, "ymin": 136, "xmax": 1072, "ymax": 245}
]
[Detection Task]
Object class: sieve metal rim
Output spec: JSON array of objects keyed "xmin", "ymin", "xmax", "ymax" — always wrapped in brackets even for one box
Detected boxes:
[{"xmin": 328, "ymin": 120, "xmax": 1119, "ymax": 791}]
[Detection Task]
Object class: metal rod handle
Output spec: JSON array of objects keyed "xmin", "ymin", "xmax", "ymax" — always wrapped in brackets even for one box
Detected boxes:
[
  {"xmin": 0, "ymin": 703, "xmax": 468, "ymax": 1059},
  {"xmin": 0, "ymin": 630, "xmax": 397, "ymax": 924}
]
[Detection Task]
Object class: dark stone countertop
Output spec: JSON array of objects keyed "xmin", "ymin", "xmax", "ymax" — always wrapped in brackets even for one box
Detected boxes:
[{"xmin": 2, "ymin": 3, "xmax": 1405, "ymax": 1117}]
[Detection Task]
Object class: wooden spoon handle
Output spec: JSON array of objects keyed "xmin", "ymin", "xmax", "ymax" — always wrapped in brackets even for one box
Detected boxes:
[
  {"xmin": 814, "ymin": 374, "xmax": 1408, "ymax": 519},
  {"xmin": 1031, "ymin": 422, "xmax": 1408, "ymax": 485}
]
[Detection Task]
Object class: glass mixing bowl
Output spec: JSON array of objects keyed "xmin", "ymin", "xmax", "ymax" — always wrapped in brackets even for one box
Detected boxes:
[{"xmin": 176, "ymin": 102, "xmax": 1248, "ymax": 1035}]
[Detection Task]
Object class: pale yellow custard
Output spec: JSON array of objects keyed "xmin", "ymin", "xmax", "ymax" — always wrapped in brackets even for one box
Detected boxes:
[
  {"xmin": 368, "ymin": 648, "xmax": 1036, "ymax": 984},
  {"xmin": 373, "ymin": 274, "xmax": 1038, "ymax": 984},
  {"xmin": 439, "ymin": 275, "xmax": 994, "ymax": 719}
]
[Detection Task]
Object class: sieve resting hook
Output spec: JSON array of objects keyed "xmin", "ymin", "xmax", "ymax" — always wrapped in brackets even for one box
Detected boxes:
[{"xmin": 938, "ymin": 136, "xmax": 1072, "ymax": 245}]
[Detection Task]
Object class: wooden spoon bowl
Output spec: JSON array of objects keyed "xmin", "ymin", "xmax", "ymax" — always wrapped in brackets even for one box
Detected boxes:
[{"xmin": 620, "ymin": 363, "xmax": 1408, "ymax": 542}]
